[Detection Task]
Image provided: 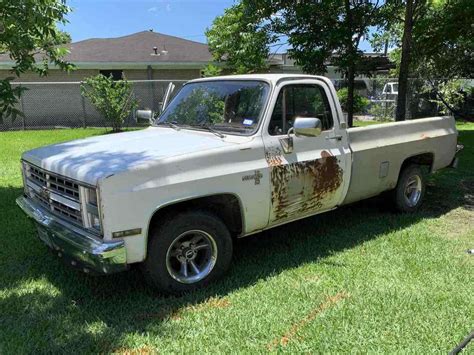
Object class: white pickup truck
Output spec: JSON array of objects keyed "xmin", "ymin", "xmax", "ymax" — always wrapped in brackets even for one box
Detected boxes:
[{"xmin": 17, "ymin": 74, "xmax": 461, "ymax": 294}]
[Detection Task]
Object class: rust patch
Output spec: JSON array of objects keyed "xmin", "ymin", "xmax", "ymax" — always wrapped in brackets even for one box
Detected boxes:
[
  {"xmin": 267, "ymin": 292, "xmax": 347, "ymax": 350},
  {"xmin": 321, "ymin": 150, "xmax": 332, "ymax": 158},
  {"xmin": 265, "ymin": 147, "xmax": 284, "ymax": 167},
  {"xmin": 265, "ymin": 148, "xmax": 344, "ymax": 221},
  {"xmin": 420, "ymin": 133, "xmax": 431, "ymax": 140}
]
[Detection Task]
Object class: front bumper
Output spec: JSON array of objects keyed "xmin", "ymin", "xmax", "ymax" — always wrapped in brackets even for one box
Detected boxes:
[{"xmin": 16, "ymin": 196, "xmax": 128, "ymax": 274}]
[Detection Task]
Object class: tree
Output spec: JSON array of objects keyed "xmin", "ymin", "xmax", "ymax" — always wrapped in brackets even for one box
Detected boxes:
[
  {"xmin": 218, "ymin": 0, "xmax": 383, "ymax": 127},
  {"xmin": 201, "ymin": 64, "xmax": 222, "ymax": 78},
  {"xmin": 375, "ymin": 0, "xmax": 473, "ymax": 119},
  {"xmin": 81, "ymin": 75, "xmax": 139, "ymax": 133},
  {"xmin": 413, "ymin": 0, "xmax": 473, "ymax": 79},
  {"xmin": 393, "ymin": 0, "xmax": 429, "ymax": 121},
  {"xmin": 0, "ymin": 0, "xmax": 74, "ymax": 122},
  {"xmin": 205, "ymin": 2, "xmax": 273, "ymax": 74},
  {"xmin": 281, "ymin": 0, "xmax": 381, "ymax": 127}
]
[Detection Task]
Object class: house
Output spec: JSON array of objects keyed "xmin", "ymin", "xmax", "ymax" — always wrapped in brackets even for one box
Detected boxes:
[
  {"xmin": 0, "ymin": 30, "xmax": 213, "ymax": 82},
  {"xmin": 0, "ymin": 30, "xmax": 392, "ymax": 82}
]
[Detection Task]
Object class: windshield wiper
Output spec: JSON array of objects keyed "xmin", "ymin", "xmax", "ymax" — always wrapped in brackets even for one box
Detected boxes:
[
  {"xmin": 156, "ymin": 121, "xmax": 180, "ymax": 131},
  {"xmin": 192, "ymin": 123, "xmax": 226, "ymax": 138}
]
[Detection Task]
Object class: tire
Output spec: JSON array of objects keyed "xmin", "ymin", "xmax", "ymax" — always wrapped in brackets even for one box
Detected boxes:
[
  {"xmin": 392, "ymin": 164, "xmax": 426, "ymax": 213},
  {"xmin": 142, "ymin": 210, "xmax": 233, "ymax": 295}
]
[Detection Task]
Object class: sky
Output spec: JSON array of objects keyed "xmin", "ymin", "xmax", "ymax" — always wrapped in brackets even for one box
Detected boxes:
[{"xmin": 61, "ymin": 0, "xmax": 373, "ymax": 52}]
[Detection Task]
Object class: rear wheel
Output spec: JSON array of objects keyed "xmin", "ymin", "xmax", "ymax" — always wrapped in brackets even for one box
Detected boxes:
[
  {"xmin": 392, "ymin": 164, "xmax": 426, "ymax": 213},
  {"xmin": 142, "ymin": 210, "xmax": 233, "ymax": 295}
]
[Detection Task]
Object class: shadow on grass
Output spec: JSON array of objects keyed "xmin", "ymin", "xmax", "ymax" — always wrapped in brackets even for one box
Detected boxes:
[{"xmin": 0, "ymin": 129, "xmax": 472, "ymax": 353}]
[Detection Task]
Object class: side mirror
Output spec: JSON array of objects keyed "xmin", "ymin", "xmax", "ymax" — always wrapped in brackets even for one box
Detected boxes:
[{"xmin": 293, "ymin": 117, "xmax": 322, "ymax": 137}]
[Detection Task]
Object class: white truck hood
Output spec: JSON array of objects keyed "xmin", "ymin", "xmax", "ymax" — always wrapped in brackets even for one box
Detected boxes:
[{"xmin": 22, "ymin": 127, "xmax": 239, "ymax": 185}]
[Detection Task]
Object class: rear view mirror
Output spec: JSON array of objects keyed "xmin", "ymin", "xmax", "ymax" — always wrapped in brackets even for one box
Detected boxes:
[{"xmin": 293, "ymin": 117, "xmax": 322, "ymax": 137}]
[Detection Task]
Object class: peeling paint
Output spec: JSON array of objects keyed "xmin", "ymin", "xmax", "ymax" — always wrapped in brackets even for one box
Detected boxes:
[{"xmin": 265, "ymin": 148, "xmax": 343, "ymax": 221}]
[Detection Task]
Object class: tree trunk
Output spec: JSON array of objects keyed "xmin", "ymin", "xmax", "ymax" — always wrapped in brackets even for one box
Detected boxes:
[
  {"xmin": 347, "ymin": 64, "xmax": 355, "ymax": 128},
  {"xmin": 344, "ymin": 0, "xmax": 355, "ymax": 128},
  {"xmin": 396, "ymin": 0, "xmax": 415, "ymax": 121}
]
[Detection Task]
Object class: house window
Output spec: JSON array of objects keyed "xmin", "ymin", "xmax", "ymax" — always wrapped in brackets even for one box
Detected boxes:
[{"xmin": 99, "ymin": 70, "xmax": 123, "ymax": 80}]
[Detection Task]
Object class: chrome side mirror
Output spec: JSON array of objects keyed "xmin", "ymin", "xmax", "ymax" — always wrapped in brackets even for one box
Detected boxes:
[{"xmin": 293, "ymin": 117, "xmax": 322, "ymax": 137}]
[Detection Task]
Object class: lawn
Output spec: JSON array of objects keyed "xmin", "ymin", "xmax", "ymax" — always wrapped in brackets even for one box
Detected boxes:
[{"xmin": 0, "ymin": 124, "xmax": 473, "ymax": 353}]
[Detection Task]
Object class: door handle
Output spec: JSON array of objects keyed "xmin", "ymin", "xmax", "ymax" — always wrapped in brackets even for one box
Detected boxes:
[{"xmin": 326, "ymin": 135, "xmax": 343, "ymax": 141}]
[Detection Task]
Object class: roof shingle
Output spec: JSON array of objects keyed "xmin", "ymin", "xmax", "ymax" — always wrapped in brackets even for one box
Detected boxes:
[{"xmin": 0, "ymin": 31, "xmax": 212, "ymax": 64}]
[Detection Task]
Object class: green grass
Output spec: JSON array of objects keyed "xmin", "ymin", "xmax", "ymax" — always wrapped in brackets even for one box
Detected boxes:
[{"xmin": 1, "ymin": 125, "xmax": 473, "ymax": 353}]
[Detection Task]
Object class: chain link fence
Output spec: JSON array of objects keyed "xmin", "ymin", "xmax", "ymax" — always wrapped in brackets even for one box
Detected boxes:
[
  {"xmin": 332, "ymin": 78, "xmax": 473, "ymax": 122},
  {"xmin": 0, "ymin": 77, "xmax": 471, "ymax": 131},
  {"xmin": 0, "ymin": 80, "xmax": 186, "ymax": 131}
]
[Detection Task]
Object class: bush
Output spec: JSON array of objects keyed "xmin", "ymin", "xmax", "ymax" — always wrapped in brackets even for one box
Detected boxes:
[
  {"xmin": 336, "ymin": 87, "xmax": 370, "ymax": 114},
  {"xmin": 81, "ymin": 74, "xmax": 139, "ymax": 132}
]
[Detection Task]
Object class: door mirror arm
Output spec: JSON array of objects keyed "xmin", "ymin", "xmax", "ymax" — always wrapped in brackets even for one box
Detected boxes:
[{"xmin": 280, "ymin": 127, "xmax": 294, "ymax": 154}]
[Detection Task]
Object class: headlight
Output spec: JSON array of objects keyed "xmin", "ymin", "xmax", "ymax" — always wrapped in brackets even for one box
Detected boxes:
[{"xmin": 85, "ymin": 187, "xmax": 102, "ymax": 233}]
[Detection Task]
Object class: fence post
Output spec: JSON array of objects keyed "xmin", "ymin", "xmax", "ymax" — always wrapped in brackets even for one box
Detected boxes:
[
  {"xmin": 81, "ymin": 85, "xmax": 87, "ymax": 128},
  {"xmin": 20, "ymin": 92, "xmax": 26, "ymax": 130}
]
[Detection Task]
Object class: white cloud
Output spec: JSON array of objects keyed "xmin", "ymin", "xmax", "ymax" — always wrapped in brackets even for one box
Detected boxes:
[{"xmin": 147, "ymin": 2, "xmax": 171, "ymax": 14}]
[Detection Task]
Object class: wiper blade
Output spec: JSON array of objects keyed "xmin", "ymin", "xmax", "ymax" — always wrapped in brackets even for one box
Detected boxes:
[
  {"xmin": 156, "ymin": 121, "xmax": 180, "ymax": 131},
  {"xmin": 194, "ymin": 123, "xmax": 226, "ymax": 138}
]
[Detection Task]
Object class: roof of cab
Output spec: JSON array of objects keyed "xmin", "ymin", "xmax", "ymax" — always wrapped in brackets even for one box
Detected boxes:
[{"xmin": 188, "ymin": 73, "xmax": 331, "ymax": 86}]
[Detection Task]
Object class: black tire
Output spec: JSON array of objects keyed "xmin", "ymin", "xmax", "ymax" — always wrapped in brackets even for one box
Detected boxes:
[
  {"xmin": 392, "ymin": 164, "xmax": 426, "ymax": 213},
  {"xmin": 142, "ymin": 210, "xmax": 233, "ymax": 295}
]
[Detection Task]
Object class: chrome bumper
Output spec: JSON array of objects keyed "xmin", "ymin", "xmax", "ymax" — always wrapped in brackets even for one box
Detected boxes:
[{"xmin": 16, "ymin": 196, "xmax": 128, "ymax": 274}]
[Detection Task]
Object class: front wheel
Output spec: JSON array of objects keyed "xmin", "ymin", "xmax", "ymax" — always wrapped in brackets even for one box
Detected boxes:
[
  {"xmin": 142, "ymin": 210, "xmax": 233, "ymax": 295},
  {"xmin": 392, "ymin": 164, "xmax": 426, "ymax": 213}
]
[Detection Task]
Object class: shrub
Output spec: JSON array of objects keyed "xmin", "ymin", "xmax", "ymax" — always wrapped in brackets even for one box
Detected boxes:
[
  {"xmin": 81, "ymin": 74, "xmax": 139, "ymax": 132},
  {"xmin": 336, "ymin": 87, "xmax": 370, "ymax": 114}
]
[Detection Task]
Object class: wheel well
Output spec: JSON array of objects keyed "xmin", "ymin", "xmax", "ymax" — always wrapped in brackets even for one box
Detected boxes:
[
  {"xmin": 148, "ymin": 194, "xmax": 243, "ymax": 238},
  {"xmin": 400, "ymin": 152, "xmax": 434, "ymax": 173}
]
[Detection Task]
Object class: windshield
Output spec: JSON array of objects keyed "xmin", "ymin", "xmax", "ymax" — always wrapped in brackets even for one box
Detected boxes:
[{"xmin": 155, "ymin": 80, "xmax": 270, "ymax": 135}]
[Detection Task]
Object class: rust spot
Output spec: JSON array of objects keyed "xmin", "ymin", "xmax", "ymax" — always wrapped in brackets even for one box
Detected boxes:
[
  {"xmin": 267, "ymin": 292, "xmax": 348, "ymax": 350},
  {"xmin": 265, "ymin": 147, "xmax": 284, "ymax": 167},
  {"xmin": 265, "ymin": 148, "xmax": 344, "ymax": 221},
  {"xmin": 321, "ymin": 150, "xmax": 333, "ymax": 158},
  {"xmin": 420, "ymin": 133, "xmax": 430, "ymax": 140}
]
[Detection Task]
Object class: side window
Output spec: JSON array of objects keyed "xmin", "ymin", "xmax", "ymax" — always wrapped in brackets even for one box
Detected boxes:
[{"xmin": 268, "ymin": 84, "xmax": 333, "ymax": 136}]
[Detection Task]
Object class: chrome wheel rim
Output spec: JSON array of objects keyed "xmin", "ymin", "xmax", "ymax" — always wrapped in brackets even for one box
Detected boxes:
[
  {"xmin": 165, "ymin": 230, "xmax": 217, "ymax": 284},
  {"xmin": 404, "ymin": 175, "xmax": 422, "ymax": 207}
]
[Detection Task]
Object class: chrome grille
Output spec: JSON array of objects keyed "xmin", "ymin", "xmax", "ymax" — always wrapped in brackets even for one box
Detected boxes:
[
  {"xmin": 29, "ymin": 165, "xmax": 80, "ymax": 199},
  {"xmin": 24, "ymin": 163, "xmax": 83, "ymax": 226}
]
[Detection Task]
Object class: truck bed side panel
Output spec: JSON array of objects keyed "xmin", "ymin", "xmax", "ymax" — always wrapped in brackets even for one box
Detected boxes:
[{"xmin": 343, "ymin": 116, "xmax": 457, "ymax": 205}]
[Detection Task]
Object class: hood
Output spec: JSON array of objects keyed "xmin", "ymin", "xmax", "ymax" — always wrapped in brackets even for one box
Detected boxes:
[{"xmin": 22, "ymin": 127, "xmax": 238, "ymax": 185}]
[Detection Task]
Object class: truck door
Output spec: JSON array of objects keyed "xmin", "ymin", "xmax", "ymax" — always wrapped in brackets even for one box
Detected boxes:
[{"xmin": 263, "ymin": 79, "xmax": 350, "ymax": 225}]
